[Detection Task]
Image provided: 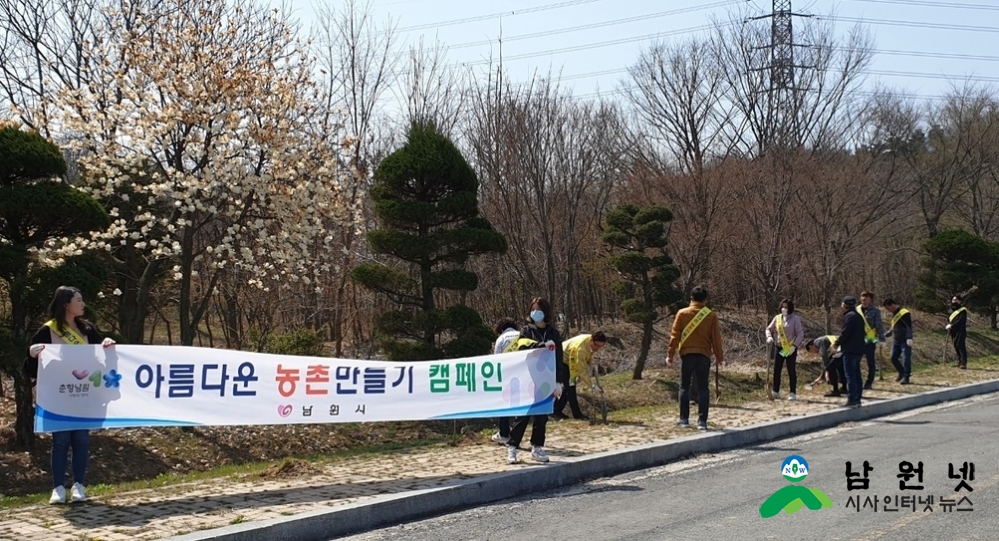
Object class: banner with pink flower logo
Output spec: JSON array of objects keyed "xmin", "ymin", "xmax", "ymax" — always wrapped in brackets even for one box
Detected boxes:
[{"xmin": 34, "ymin": 343, "xmax": 556, "ymax": 432}]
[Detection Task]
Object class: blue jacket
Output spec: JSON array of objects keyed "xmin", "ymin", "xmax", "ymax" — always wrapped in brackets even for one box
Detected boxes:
[{"xmin": 837, "ymin": 310, "xmax": 866, "ymax": 355}]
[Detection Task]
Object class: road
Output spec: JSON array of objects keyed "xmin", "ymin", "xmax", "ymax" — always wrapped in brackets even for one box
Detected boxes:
[{"xmin": 339, "ymin": 394, "xmax": 999, "ymax": 541}]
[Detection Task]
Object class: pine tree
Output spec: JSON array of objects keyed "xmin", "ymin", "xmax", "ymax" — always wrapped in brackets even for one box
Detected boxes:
[
  {"xmin": 602, "ymin": 204, "xmax": 682, "ymax": 379},
  {"xmin": 352, "ymin": 123, "xmax": 507, "ymax": 360}
]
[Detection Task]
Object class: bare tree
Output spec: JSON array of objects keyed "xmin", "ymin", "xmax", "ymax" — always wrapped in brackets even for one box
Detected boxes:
[
  {"xmin": 468, "ymin": 70, "xmax": 621, "ymax": 327},
  {"xmin": 402, "ymin": 37, "xmax": 466, "ymax": 136}
]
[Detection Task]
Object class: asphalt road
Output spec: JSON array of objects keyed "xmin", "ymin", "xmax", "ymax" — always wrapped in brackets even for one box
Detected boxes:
[{"xmin": 338, "ymin": 394, "xmax": 999, "ymax": 541}]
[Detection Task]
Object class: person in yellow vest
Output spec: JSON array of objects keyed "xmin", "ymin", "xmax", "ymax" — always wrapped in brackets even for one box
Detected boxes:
[
  {"xmin": 883, "ymin": 298, "xmax": 913, "ymax": 384},
  {"xmin": 667, "ymin": 286, "xmax": 724, "ymax": 431},
  {"xmin": 765, "ymin": 298, "xmax": 804, "ymax": 401},
  {"xmin": 23, "ymin": 286, "xmax": 115, "ymax": 505},
  {"xmin": 804, "ymin": 335, "xmax": 847, "ymax": 397},
  {"xmin": 858, "ymin": 290, "xmax": 887, "ymax": 390},
  {"xmin": 556, "ymin": 331, "xmax": 608, "ymax": 420},
  {"xmin": 946, "ymin": 295, "xmax": 968, "ymax": 369}
]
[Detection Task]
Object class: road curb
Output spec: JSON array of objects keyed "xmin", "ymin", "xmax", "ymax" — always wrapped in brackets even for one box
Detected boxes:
[{"xmin": 167, "ymin": 378, "xmax": 999, "ymax": 541}]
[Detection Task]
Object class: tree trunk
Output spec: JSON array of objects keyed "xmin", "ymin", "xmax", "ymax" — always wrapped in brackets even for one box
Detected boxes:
[
  {"xmin": 633, "ymin": 317, "xmax": 654, "ymax": 380},
  {"xmin": 13, "ymin": 372, "xmax": 35, "ymax": 448}
]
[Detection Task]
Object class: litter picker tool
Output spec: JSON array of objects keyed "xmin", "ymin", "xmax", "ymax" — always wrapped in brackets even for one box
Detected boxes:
[
  {"xmin": 765, "ymin": 342, "xmax": 775, "ymax": 401},
  {"xmin": 714, "ymin": 357, "xmax": 721, "ymax": 404}
]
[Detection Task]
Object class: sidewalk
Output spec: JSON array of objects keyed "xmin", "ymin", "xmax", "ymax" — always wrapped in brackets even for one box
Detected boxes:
[{"xmin": 0, "ymin": 381, "xmax": 982, "ymax": 541}]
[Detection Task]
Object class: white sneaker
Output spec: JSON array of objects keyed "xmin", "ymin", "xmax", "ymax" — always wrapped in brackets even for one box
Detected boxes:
[
  {"xmin": 491, "ymin": 432, "xmax": 509, "ymax": 445},
  {"xmin": 506, "ymin": 445, "xmax": 518, "ymax": 464},
  {"xmin": 531, "ymin": 446, "xmax": 550, "ymax": 463},
  {"xmin": 787, "ymin": 393, "xmax": 797, "ymax": 401},
  {"xmin": 773, "ymin": 391, "xmax": 781, "ymax": 400},
  {"xmin": 70, "ymin": 482, "xmax": 87, "ymax": 502},
  {"xmin": 49, "ymin": 486, "xmax": 66, "ymax": 505}
]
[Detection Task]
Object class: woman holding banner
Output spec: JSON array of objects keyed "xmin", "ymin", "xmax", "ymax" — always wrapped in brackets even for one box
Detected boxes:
[
  {"xmin": 24, "ymin": 286, "xmax": 115, "ymax": 505},
  {"xmin": 765, "ymin": 298, "xmax": 804, "ymax": 401},
  {"xmin": 504, "ymin": 297, "xmax": 564, "ymax": 464}
]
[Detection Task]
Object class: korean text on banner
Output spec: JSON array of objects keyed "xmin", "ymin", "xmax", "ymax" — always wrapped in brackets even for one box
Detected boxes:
[{"xmin": 34, "ymin": 344, "xmax": 557, "ymax": 433}]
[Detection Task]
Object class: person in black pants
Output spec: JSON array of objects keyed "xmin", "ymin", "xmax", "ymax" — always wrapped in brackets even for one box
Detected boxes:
[
  {"xmin": 505, "ymin": 297, "xmax": 564, "ymax": 464},
  {"xmin": 883, "ymin": 298, "xmax": 914, "ymax": 384},
  {"xmin": 947, "ymin": 295, "xmax": 969, "ymax": 369},
  {"xmin": 836, "ymin": 296, "xmax": 866, "ymax": 407}
]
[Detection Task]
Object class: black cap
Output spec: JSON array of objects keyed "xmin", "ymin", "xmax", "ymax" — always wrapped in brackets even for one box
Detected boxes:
[{"xmin": 842, "ymin": 296, "xmax": 858, "ymax": 307}]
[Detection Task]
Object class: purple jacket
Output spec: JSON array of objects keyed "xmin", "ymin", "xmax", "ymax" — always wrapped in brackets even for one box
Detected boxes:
[{"xmin": 766, "ymin": 313, "xmax": 805, "ymax": 350}]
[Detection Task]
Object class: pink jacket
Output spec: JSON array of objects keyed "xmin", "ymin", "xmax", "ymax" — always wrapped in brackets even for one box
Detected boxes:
[{"xmin": 766, "ymin": 313, "xmax": 804, "ymax": 349}]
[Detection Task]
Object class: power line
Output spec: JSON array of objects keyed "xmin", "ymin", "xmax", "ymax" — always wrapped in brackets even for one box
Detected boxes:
[
  {"xmin": 823, "ymin": 15, "xmax": 999, "ymax": 33},
  {"xmin": 446, "ymin": 0, "xmax": 743, "ymax": 50},
  {"xmin": 844, "ymin": 0, "xmax": 999, "ymax": 12},
  {"xmin": 394, "ymin": 0, "xmax": 607, "ymax": 33},
  {"xmin": 541, "ymin": 47, "xmax": 999, "ymax": 85},
  {"xmin": 457, "ymin": 22, "xmax": 727, "ymax": 67}
]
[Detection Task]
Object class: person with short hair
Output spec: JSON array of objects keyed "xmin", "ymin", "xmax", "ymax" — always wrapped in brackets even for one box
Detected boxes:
[
  {"xmin": 947, "ymin": 295, "xmax": 968, "ymax": 369},
  {"xmin": 556, "ymin": 331, "xmax": 608, "ymax": 420},
  {"xmin": 667, "ymin": 286, "xmax": 724, "ymax": 431},
  {"xmin": 766, "ymin": 298, "xmax": 804, "ymax": 401},
  {"xmin": 836, "ymin": 296, "xmax": 866, "ymax": 407},
  {"xmin": 24, "ymin": 286, "xmax": 116, "ymax": 504},
  {"xmin": 883, "ymin": 298, "xmax": 914, "ymax": 384},
  {"xmin": 858, "ymin": 290, "xmax": 887, "ymax": 390}
]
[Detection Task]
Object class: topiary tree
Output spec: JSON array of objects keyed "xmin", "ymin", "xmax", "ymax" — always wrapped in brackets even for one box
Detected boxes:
[
  {"xmin": 352, "ymin": 122, "xmax": 507, "ymax": 360},
  {"xmin": 602, "ymin": 204, "xmax": 682, "ymax": 379},
  {"xmin": 0, "ymin": 125, "xmax": 110, "ymax": 447},
  {"xmin": 916, "ymin": 229, "xmax": 999, "ymax": 329}
]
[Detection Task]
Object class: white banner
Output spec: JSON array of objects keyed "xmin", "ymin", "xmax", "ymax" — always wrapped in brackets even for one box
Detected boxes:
[{"xmin": 34, "ymin": 344, "xmax": 556, "ymax": 433}]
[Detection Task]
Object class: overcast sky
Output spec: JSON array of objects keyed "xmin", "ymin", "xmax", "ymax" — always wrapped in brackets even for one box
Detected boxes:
[{"xmin": 283, "ymin": 0, "xmax": 999, "ymax": 106}]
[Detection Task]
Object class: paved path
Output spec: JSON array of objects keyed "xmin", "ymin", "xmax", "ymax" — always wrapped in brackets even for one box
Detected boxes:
[
  {"xmin": 341, "ymin": 394, "xmax": 999, "ymax": 541},
  {"xmin": 0, "ymin": 383, "xmax": 984, "ymax": 541}
]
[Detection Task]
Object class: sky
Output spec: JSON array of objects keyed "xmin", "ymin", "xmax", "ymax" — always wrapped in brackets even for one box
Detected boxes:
[{"xmin": 283, "ymin": 0, "xmax": 999, "ymax": 106}]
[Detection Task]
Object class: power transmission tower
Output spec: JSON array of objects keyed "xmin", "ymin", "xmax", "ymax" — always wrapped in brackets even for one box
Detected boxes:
[{"xmin": 751, "ymin": 0, "xmax": 812, "ymax": 152}]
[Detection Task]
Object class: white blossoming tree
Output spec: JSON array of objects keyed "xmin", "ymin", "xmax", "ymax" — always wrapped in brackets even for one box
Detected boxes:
[{"xmin": 53, "ymin": 0, "xmax": 359, "ymax": 345}]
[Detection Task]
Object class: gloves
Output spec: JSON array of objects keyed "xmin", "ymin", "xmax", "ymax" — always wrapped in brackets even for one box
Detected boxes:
[
  {"xmin": 102, "ymin": 337, "xmax": 116, "ymax": 348},
  {"xmin": 906, "ymin": 339, "xmax": 913, "ymax": 347},
  {"xmin": 946, "ymin": 324, "xmax": 952, "ymax": 330},
  {"xmin": 553, "ymin": 383, "xmax": 564, "ymax": 399},
  {"xmin": 29, "ymin": 344, "xmax": 45, "ymax": 358},
  {"xmin": 766, "ymin": 336, "xmax": 774, "ymax": 345},
  {"xmin": 885, "ymin": 330, "xmax": 893, "ymax": 338},
  {"xmin": 544, "ymin": 340, "xmax": 556, "ymax": 351},
  {"xmin": 666, "ymin": 356, "xmax": 673, "ymax": 366}
]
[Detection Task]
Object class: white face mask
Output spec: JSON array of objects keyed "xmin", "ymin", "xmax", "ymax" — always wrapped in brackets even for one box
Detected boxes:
[{"xmin": 781, "ymin": 308, "xmax": 789, "ymax": 316}]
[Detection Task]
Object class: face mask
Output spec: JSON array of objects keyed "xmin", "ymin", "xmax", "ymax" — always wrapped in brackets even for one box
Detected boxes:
[
  {"xmin": 781, "ymin": 308, "xmax": 788, "ymax": 316},
  {"xmin": 952, "ymin": 303, "xmax": 961, "ymax": 309},
  {"xmin": 530, "ymin": 310, "xmax": 545, "ymax": 323}
]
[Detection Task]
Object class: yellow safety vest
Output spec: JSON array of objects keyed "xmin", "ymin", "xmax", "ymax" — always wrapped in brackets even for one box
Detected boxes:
[
  {"xmin": 776, "ymin": 314, "xmax": 794, "ymax": 357},
  {"xmin": 949, "ymin": 307, "xmax": 967, "ymax": 322},
  {"xmin": 44, "ymin": 319, "xmax": 87, "ymax": 345},
  {"xmin": 678, "ymin": 307, "xmax": 712, "ymax": 352},
  {"xmin": 890, "ymin": 308, "xmax": 910, "ymax": 329},
  {"xmin": 856, "ymin": 306, "xmax": 877, "ymax": 344}
]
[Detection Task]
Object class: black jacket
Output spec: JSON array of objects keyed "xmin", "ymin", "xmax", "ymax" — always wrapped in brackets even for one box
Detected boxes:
[
  {"xmin": 22, "ymin": 323, "xmax": 104, "ymax": 379},
  {"xmin": 521, "ymin": 323, "xmax": 567, "ymax": 385},
  {"xmin": 837, "ymin": 310, "xmax": 866, "ymax": 355},
  {"xmin": 949, "ymin": 307, "xmax": 968, "ymax": 336},
  {"xmin": 887, "ymin": 310, "xmax": 913, "ymax": 343}
]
